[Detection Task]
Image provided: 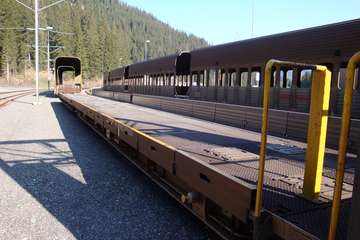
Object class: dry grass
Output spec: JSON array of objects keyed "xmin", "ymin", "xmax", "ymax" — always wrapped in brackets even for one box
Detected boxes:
[{"xmin": 0, "ymin": 69, "xmax": 103, "ymax": 89}]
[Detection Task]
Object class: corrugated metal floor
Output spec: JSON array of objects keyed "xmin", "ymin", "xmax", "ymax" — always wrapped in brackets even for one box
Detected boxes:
[{"xmin": 65, "ymin": 93, "xmax": 356, "ymax": 239}]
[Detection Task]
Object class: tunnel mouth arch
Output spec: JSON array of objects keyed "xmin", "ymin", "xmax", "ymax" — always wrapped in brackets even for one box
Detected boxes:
[{"xmin": 55, "ymin": 56, "xmax": 82, "ymax": 86}]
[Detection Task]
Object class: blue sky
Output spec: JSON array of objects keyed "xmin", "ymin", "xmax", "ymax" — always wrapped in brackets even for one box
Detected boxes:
[{"xmin": 121, "ymin": 0, "xmax": 360, "ymax": 45}]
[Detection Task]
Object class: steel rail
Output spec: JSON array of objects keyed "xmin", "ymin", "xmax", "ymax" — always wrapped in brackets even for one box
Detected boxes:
[{"xmin": 0, "ymin": 90, "xmax": 34, "ymax": 107}]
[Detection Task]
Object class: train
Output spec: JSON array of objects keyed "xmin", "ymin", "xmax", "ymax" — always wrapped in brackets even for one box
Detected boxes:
[
  {"xmin": 103, "ymin": 18, "xmax": 360, "ymax": 119},
  {"xmin": 56, "ymin": 19, "xmax": 360, "ymax": 240}
]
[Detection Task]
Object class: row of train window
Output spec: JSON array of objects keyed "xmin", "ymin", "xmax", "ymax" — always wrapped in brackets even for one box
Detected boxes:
[{"xmin": 108, "ymin": 66, "xmax": 359, "ymax": 90}]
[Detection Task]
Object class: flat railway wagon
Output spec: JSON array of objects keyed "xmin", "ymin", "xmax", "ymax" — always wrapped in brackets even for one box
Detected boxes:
[
  {"xmin": 57, "ymin": 20, "xmax": 360, "ymax": 240},
  {"xmin": 58, "ymin": 54, "xmax": 360, "ymax": 239}
]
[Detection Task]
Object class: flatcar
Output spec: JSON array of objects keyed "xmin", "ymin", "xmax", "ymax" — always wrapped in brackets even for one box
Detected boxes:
[{"xmin": 104, "ymin": 18, "xmax": 360, "ymax": 118}]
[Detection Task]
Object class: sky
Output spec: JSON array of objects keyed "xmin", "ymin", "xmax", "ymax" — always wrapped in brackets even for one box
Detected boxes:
[{"xmin": 121, "ymin": 0, "xmax": 360, "ymax": 45}]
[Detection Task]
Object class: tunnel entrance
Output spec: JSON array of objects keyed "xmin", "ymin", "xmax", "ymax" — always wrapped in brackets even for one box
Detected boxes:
[{"xmin": 55, "ymin": 57, "xmax": 82, "ymax": 94}]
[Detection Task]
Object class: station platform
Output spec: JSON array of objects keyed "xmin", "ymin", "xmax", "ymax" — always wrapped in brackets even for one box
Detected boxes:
[
  {"xmin": 0, "ymin": 93, "xmax": 207, "ymax": 239},
  {"xmin": 61, "ymin": 93, "xmax": 356, "ymax": 239}
]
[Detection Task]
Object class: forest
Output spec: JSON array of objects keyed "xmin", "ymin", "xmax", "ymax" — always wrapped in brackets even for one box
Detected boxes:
[{"xmin": 0, "ymin": 0, "xmax": 208, "ymax": 82}]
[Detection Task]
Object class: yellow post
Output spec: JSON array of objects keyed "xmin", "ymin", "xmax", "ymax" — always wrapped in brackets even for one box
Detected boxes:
[
  {"xmin": 254, "ymin": 60, "xmax": 273, "ymax": 217},
  {"xmin": 255, "ymin": 60, "xmax": 330, "ymax": 218},
  {"xmin": 302, "ymin": 67, "xmax": 332, "ymax": 199},
  {"xmin": 328, "ymin": 51, "xmax": 360, "ymax": 240}
]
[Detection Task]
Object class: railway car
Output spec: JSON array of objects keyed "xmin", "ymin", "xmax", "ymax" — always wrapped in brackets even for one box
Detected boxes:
[
  {"xmin": 104, "ymin": 18, "xmax": 360, "ymax": 118},
  {"xmin": 60, "ymin": 54, "xmax": 360, "ymax": 240},
  {"xmin": 61, "ymin": 19, "xmax": 360, "ymax": 240}
]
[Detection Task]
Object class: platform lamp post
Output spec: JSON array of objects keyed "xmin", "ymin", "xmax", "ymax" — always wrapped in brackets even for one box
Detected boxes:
[
  {"xmin": 144, "ymin": 40, "xmax": 150, "ymax": 61},
  {"xmin": 14, "ymin": 0, "xmax": 77, "ymax": 105}
]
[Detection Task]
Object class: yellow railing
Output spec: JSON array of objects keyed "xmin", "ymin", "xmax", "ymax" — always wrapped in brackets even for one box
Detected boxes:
[
  {"xmin": 255, "ymin": 60, "xmax": 332, "ymax": 217},
  {"xmin": 328, "ymin": 51, "xmax": 360, "ymax": 240}
]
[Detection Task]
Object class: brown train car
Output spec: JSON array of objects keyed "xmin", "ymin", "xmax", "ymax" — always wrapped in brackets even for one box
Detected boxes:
[{"xmin": 105, "ymin": 18, "xmax": 360, "ymax": 118}]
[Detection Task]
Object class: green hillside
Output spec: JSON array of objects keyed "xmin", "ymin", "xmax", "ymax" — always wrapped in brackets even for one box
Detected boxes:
[{"xmin": 0, "ymin": 0, "xmax": 208, "ymax": 81}]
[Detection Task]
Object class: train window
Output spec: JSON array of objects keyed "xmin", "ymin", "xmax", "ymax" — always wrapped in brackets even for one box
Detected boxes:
[
  {"xmin": 230, "ymin": 70, "xmax": 236, "ymax": 86},
  {"xmin": 170, "ymin": 75, "xmax": 174, "ymax": 86},
  {"xmin": 240, "ymin": 72, "xmax": 248, "ymax": 87},
  {"xmin": 180, "ymin": 75, "xmax": 184, "ymax": 86},
  {"xmin": 179, "ymin": 75, "xmax": 183, "ymax": 86},
  {"xmin": 218, "ymin": 70, "xmax": 223, "ymax": 86},
  {"xmin": 300, "ymin": 70, "xmax": 312, "ymax": 88},
  {"xmin": 209, "ymin": 69, "xmax": 216, "ymax": 86},
  {"xmin": 178, "ymin": 76, "xmax": 182, "ymax": 86},
  {"xmin": 271, "ymin": 71, "xmax": 275, "ymax": 87},
  {"xmin": 338, "ymin": 67, "xmax": 360, "ymax": 90},
  {"xmin": 278, "ymin": 71, "xmax": 285, "ymax": 88},
  {"xmin": 192, "ymin": 73, "xmax": 197, "ymax": 86},
  {"xmin": 155, "ymin": 76, "xmax": 159, "ymax": 86},
  {"xmin": 251, "ymin": 71, "xmax": 260, "ymax": 87},
  {"xmin": 270, "ymin": 69, "xmax": 284, "ymax": 87},
  {"xmin": 183, "ymin": 75, "xmax": 187, "ymax": 86},
  {"xmin": 200, "ymin": 72, "xmax": 205, "ymax": 86},
  {"xmin": 338, "ymin": 68, "xmax": 346, "ymax": 89},
  {"xmin": 175, "ymin": 76, "xmax": 178, "ymax": 86},
  {"xmin": 285, "ymin": 70, "xmax": 293, "ymax": 88},
  {"xmin": 221, "ymin": 71, "xmax": 227, "ymax": 86}
]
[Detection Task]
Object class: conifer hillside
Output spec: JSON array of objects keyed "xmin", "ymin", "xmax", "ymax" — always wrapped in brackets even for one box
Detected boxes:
[{"xmin": 0, "ymin": 0, "xmax": 208, "ymax": 81}]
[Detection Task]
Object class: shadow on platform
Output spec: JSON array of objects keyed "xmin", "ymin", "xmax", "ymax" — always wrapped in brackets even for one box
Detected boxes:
[{"xmin": 0, "ymin": 99, "xmax": 207, "ymax": 240}]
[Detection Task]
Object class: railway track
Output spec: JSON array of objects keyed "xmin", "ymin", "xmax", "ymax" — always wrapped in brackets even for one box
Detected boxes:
[{"xmin": 0, "ymin": 89, "xmax": 35, "ymax": 107}]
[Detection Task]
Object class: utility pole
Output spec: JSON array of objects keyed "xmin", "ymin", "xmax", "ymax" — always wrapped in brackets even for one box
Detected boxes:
[
  {"xmin": 46, "ymin": 26, "xmax": 53, "ymax": 90},
  {"xmin": 34, "ymin": 0, "xmax": 40, "ymax": 104},
  {"xmin": 14, "ymin": 0, "xmax": 77, "ymax": 105}
]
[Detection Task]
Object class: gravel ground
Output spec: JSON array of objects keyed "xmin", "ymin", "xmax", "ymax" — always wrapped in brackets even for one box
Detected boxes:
[{"xmin": 0, "ymin": 92, "xmax": 208, "ymax": 240}]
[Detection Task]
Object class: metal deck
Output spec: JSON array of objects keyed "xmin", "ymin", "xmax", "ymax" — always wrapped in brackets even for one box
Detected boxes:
[{"xmin": 63, "ymin": 93, "xmax": 356, "ymax": 239}]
